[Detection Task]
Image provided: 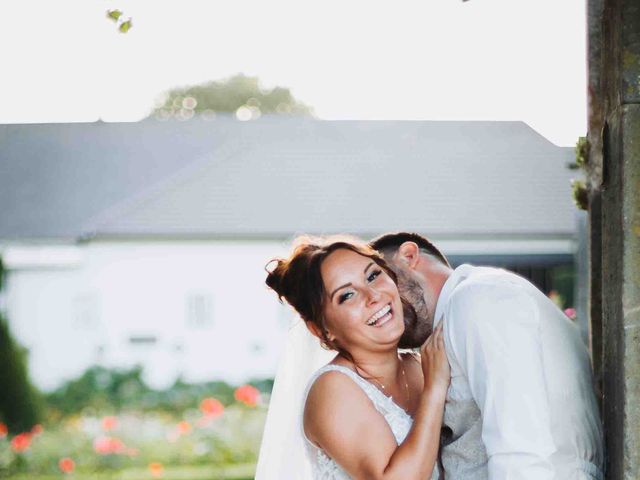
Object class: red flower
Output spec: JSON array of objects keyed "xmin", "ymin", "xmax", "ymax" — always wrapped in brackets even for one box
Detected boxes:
[
  {"xmin": 0, "ymin": 423, "xmax": 7, "ymax": 438},
  {"xmin": 59, "ymin": 457, "xmax": 75, "ymax": 474},
  {"xmin": 149, "ymin": 462, "xmax": 164, "ymax": 478},
  {"xmin": 31, "ymin": 424, "xmax": 43, "ymax": 436},
  {"xmin": 234, "ymin": 384, "xmax": 261, "ymax": 407},
  {"xmin": 200, "ymin": 397, "xmax": 224, "ymax": 418},
  {"xmin": 101, "ymin": 416, "xmax": 118, "ymax": 431},
  {"xmin": 11, "ymin": 432, "xmax": 32, "ymax": 453}
]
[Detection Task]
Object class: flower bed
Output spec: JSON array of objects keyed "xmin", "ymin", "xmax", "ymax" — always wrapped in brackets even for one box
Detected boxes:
[{"xmin": 0, "ymin": 385, "xmax": 266, "ymax": 479}]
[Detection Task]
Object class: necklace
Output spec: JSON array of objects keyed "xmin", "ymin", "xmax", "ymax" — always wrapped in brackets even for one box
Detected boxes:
[{"xmin": 367, "ymin": 356, "xmax": 411, "ymax": 406}]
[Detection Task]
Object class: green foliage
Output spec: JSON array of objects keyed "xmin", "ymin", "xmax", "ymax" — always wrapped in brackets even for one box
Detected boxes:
[
  {"xmin": 0, "ymin": 406, "xmax": 265, "ymax": 477},
  {"xmin": 568, "ymin": 137, "xmax": 590, "ymax": 210},
  {"xmin": 106, "ymin": 10, "xmax": 122, "ymax": 22},
  {"xmin": 0, "ymin": 257, "xmax": 44, "ymax": 434},
  {"xmin": 568, "ymin": 136, "xmax": 589, "ymax": 170},
  {"xmin": 571, "ymin": 179, "xmax": 589, "ymax": 211},
  {"xmin": 105, "ymin": 9, "xmax": 131, "ymax": 34},
  {"xmin": 0, "ymin": 317, "xmax": 44, "ymax": 434},
  {"xmin": 1, "ymin": 364, "xmax": 272, "ymax": 476},
  {"xmin": 575, "ymin": 136, "xmax": 589, "ymax": 169},
  {"xmin": 118, "ymin": 19, "xmax": 132, "ymax": 34},
  {"xmin": 44, "ymin": 365, "xmax": 271, "ymax": 417},
  {"xmin": 150, "ymin": 74, "xmax": 313, "ymax": 121},
  {"xmin": 550, "ymin": 264, "xmax": 576, "ymax": 308},
  {"xmin": 247, "ymin": 378, "xmax": 274, "ymax": 394},
  {"xmin": 45, "ymin": 366, "xmax": 150, "ymax": 416}
]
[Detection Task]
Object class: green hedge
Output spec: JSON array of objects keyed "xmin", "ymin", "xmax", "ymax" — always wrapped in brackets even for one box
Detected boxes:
[{"xmin": 44, "ymin": 365, "xmax": 273, "ymax": 417}]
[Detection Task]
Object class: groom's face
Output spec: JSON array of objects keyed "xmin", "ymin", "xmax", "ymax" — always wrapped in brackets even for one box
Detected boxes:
[{"xmin": 389, "ymin": 263, "xmax": 434, "ymax": 348}]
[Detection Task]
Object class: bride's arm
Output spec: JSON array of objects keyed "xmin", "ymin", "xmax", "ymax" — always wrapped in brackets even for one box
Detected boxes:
[{"xmin": 304, "ymin": 323, "xmax": 449, "ymax": 480}]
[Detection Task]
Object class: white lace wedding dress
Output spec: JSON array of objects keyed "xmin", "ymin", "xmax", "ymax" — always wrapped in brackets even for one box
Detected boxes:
[{"xmin": 302, "ymin": 364, "xmax": 439, "ymax": 480}]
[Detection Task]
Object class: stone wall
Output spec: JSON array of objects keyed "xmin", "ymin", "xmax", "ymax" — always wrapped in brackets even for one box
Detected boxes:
[{"xmin": 588, "ymin": 0, "xmax": 640, "ymax": 478}]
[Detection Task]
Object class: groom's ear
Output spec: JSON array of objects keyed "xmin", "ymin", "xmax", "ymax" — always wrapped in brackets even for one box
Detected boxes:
[{"xmin": 396, "ymin": 241, "xmax": 421, "ymax": 270}]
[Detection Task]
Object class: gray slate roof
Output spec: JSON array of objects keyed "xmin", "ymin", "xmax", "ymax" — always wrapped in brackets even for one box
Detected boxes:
[{"xmin": 0, "ymin": 117, "xmax": 577, "ymax": 241}]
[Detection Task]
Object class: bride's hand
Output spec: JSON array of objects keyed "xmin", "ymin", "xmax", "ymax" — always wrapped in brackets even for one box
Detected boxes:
[{"xmin": 420, "ymin": 322, "xmax": 450, "ymax": 394}]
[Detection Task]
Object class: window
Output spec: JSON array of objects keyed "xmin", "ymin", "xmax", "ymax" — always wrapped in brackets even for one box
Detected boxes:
[
  {"xmin": 72, "ymin": 293, "xmax": 100, "ymax": 330},
  {"xmin": 128, "ymin": 335, "xmax": 157, "ymax": 345},
  {"xmin": 186, "ymin": 293, "xmax": 213, "ymax": 329}
]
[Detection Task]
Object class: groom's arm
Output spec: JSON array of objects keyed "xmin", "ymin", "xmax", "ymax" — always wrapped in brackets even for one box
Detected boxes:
[{"xmin": 446, "ymin": 280, "xmax": 556, "ymax": 480}]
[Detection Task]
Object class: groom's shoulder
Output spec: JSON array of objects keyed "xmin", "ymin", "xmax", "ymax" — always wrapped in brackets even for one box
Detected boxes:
[
  {"xmin": 450, "ymin": 266, "xmax": 530, "ymax": 302},
  {"xmin": 445, "ymin": 267, "xmax": 538, "ymax": 330}
]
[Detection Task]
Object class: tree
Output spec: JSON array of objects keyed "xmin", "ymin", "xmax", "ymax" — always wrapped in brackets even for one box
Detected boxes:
[
  {"xmin": 149, "ymin": 74, "xmax": 313, "ymax": 121},
  {"xmin": 0, "ymin": 258, "xmax": 43, "ymax": 433}
]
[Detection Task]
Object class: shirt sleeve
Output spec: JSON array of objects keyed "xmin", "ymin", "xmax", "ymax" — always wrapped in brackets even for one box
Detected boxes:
[{"xmin": 445, "ymin": 280, "xmax": 556, "ymax": 480}]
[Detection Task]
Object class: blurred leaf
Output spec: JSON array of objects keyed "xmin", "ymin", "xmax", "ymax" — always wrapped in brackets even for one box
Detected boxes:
[
  {"xmin": 119, "ymin": 19, "xmax": 132, "ymax": 33},
  {"xmin": 106, "ymin": 9, "xmax": 122, "ymax": 22}
]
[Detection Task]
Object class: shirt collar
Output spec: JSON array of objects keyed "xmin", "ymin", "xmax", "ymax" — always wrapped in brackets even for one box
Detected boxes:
[{"xmin": 433, "ymin": 264, "xmax": 474, "ymax": 327}]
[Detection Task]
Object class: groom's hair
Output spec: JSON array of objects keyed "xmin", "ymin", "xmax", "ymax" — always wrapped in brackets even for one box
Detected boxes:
[{"xmin": 369, "ymin": 232, "xmax": 451, "ymax": 267}]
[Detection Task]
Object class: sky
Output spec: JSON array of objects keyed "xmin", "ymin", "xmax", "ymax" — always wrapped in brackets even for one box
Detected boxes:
[{"xmin": 0, "ymin": 0, "xmax": 587, "ymax": 146}]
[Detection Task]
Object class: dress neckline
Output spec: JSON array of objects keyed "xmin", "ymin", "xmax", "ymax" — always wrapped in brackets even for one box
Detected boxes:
[{"xmin": 320, "ymin": 364, "xmax": 414, "ymax": 419}]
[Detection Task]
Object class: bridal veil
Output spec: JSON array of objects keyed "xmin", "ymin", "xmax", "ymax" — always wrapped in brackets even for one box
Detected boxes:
[{"xmin": 255, "ymin": 318, "xmax": 334, "ymax": 479}]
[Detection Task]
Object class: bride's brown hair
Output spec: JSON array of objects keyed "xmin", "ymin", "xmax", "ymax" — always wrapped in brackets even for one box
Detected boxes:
[{"xmin": 265, "ymin": 235, "xmax": 415, "ymax": 365}]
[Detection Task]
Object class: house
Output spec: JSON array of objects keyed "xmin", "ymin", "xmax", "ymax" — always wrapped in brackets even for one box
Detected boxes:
[{"xmin": 0, "ymin": 117, "xmax": 581, "ymax": 390}]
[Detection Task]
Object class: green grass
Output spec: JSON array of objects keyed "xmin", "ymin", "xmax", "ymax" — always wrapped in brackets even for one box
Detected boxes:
[{"xmin": 5, "ymin": 462, "xmax": 255, "ymax": 480}]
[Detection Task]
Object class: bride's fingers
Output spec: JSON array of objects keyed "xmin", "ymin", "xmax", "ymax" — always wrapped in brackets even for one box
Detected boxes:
[
  {"xmin": 425, "ymin": 324, "xmax": 442, "ymax": 348},
  {"xmin": 422, "ymin": 333, "xmax": 434, "ymax": 355},
  {"xmin": 422, "ymin": 334, "xmax": 433, "ymax": 351},
  {"xmin": 434, "ymin": 323, "xmax": 445, "ymax": 349},
  {"xmin": 434, "ymin": 323, "xmax": 442, "ymax": 339}
]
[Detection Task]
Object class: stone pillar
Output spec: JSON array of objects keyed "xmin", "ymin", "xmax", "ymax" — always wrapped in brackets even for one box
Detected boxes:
[{"xmin": 588, "ymin": 0, "xmax": 640, "ymax": 478}]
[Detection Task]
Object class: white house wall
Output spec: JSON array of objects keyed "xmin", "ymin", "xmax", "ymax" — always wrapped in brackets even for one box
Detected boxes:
[
  {"xmin": 3, "ymin": 241, "xmax": 295, "ymax": 391},
  {"xmin": 2, "ymin": 236, "xmax": 578, "ymax": 391}
]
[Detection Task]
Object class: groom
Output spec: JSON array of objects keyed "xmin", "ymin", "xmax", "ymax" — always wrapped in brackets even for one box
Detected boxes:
[{"xmin": 370, "ymin": 232, "xmax": 604, "ymax": 480}]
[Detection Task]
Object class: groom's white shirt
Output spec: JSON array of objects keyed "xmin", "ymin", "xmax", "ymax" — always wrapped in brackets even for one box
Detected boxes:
[{"xmin": 433, "ymin": 265, "xmax": 604, "ymax": 480}]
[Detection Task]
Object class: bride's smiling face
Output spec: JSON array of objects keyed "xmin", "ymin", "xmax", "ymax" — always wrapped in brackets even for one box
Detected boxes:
[{"xmin": 319, "ymin": 249, "xmax": 405, "ymax": 352}]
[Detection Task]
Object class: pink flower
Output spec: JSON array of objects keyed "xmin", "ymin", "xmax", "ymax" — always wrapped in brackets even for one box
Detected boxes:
[
  {"xmin": 564, "ymin": 307, "xmax": 577, "ymax": 320},
  {"xmin": 93, "ymin": 436, "xmax": 126, "ymax": 455}
]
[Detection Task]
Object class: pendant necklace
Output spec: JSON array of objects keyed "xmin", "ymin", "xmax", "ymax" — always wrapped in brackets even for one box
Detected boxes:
[{"xmin": 368, "ymin": 356, "xmax": 411, "ymax": 406}]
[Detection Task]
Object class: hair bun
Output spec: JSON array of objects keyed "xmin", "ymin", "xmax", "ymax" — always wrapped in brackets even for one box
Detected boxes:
[{"xmin": 265, "ymin": 258, "xmax": 288, "ymax": 299}]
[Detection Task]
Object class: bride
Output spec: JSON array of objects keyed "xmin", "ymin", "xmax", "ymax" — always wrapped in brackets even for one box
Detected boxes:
[{"xmin": 259, "ymin": 236, "xmax": 449, "ymax": 479}]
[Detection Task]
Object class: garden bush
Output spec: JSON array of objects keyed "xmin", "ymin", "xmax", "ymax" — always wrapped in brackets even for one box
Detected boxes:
[{"xmin": 0, "ymin": 257, "xmax": 43, "ymax": 434}]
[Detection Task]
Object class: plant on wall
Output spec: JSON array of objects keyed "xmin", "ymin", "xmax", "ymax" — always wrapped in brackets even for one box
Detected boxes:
[{"xmin": 568, "ymin": 136, "xmax": 589, "ymax": 211}]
